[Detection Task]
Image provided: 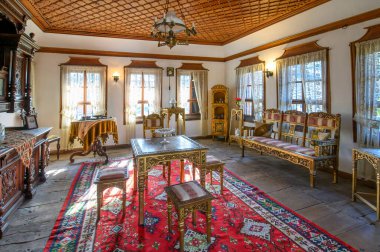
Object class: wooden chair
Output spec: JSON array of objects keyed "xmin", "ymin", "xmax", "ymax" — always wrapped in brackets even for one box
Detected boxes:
[
  {"xmin": 165, "ymin": 181, "xmax": 213, "ymax": 252},
  {"xmin": 142, "ymin": 113, "xmax": 172, "ymax": 185},
  {"xmin": 143, "ymin": 113, "xmax": 163, "ymax": 138},
  {"xmin": 46, "ymin": 135, "xmax": 61, "ymax": 165},
  {"xmin": 94, "ymin": 167, "xmax": 129, "ymax": 222},
  {"xmin": 193, "ymin": 155, "xmax": 225, "ymax": 194}
]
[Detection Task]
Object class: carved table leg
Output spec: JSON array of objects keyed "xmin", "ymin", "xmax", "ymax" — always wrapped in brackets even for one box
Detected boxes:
[
  {"xmin": 25, "ymin": 167, "xmax": 33, "ymax": 199},
  {"xmin": 138, "ymin": 158, "xmax": 146, "ymax": 225},
  {"xmin": 39, "ymin": 141, "xmax": 48, "ymax": 183},
  {"xmin": 70, "ymin": 138, "xmax": 108, "ymax": 164}
]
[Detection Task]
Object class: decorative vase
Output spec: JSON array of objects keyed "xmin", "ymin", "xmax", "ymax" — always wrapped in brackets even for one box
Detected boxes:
[{"xmin": 236, "ymin": 101, "xmax": 241, "ymax": 108}]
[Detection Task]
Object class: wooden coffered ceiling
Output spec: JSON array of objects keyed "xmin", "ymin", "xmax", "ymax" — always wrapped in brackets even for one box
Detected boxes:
[{"xmin": 20, "ymin": 0, "xmax": 330, "ymax": 45}]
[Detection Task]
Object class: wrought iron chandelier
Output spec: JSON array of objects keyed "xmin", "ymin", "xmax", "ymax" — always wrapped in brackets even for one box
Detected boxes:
[{"xmin": 151, "ymin": 0, "xmax": 196, "ymax": 49}]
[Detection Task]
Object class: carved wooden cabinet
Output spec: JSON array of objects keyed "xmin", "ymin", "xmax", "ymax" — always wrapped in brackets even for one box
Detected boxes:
[
  {"xmin": 0, "ymin": 127, "xmax": 51, "ymax": 238},
  {"xmin": 0, "ymin": 0, "xmax": 39, "ymax": 113},
  {"xmin": 211, "ymin": 84, "xmax": 229, "ymax": 141}
]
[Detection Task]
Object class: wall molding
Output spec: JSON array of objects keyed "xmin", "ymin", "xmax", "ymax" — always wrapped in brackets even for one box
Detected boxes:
[
  {"xmin": 38, "ymin": 47, "xmax": 225, "ymax": 62},
  {"xmin": 37, "ymin": 8, "xmax": 380, "ymax": 63}
]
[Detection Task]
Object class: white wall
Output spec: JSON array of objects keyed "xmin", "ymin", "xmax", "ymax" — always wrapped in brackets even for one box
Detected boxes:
[{"xmin": 33, "ymin": 53, "xmax": 225, "ymax": 148}]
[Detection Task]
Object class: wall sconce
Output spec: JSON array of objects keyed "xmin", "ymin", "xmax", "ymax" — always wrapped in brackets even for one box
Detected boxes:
[
  {"xmin": 265, "ymin": 69, "xmax": 273, "ymax": 78},
  {"xmin": 112, "ymin": 72, "xmax": 120, "ymax": 83}
]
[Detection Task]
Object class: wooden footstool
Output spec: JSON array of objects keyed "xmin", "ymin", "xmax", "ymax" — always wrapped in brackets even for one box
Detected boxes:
[
  {"xmin": 193, "ymin": 155, "xmax": 225, "ymax": 194},
  {"xmin": 94, "ymin": 167, "xmax": 129, "ymax": 222},
  {"xmin": 165, "ymin": 181, "xmax": 213, "ymax": 252}
]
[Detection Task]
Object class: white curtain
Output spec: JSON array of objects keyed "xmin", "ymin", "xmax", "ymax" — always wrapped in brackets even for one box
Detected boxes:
[
  {"xmin": 124, "ymin": 68, "xmax": 162, "ymax": 141},
  {"xmin": 236, "ymin": 63, "xmax": 264, "ymax": 121},
  {"xmin": 192, "ymin": 70, "xmax": 208, "ymax": 135},
  {"xmin": 354, "ymin": 38, "xmax": 380, "ymax": 180},
  {"xmin": 277, "ymin": 50, "xmax": 327, "ymax": 112},
  {"xmin": 60, "ymin": 65, "xmax": 106, "ymax": 149}
]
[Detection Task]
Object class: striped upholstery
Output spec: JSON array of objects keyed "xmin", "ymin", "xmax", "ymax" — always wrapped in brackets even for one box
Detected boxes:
[
  {"xmin": 97, "ymin": 167, "xmax": 128, "ymax": 181},
  {"xmin": 307, "ymin": 113, "xmax": 337, "ymax": 129},
  {"xmin": 250, "ymin": 137, "xmax": 315, "ymax": 156},
  {"xmin": 171, "ymin": 181, "xmax": 207, "ymax": 202}
]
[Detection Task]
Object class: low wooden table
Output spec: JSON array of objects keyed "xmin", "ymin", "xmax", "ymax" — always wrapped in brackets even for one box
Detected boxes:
[
  {"xmin": 69, "ymin": 118, "xmax": 118, "ymax": 163},
  {"xmin": 352, "ymin": 148, "xmax": 380, "ymax": 220},
  {"xmin": 131, "ymin": 135, "xmax": 208, "ymax": 225}
]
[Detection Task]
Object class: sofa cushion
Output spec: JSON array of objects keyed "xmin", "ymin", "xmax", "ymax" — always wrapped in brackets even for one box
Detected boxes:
[
  {"xmin": 97, "ymin": 167, "xmax": 128, "ymax": 181},
  {"xmin": 254, "ymin": 122, "xmax": 273, "ymax": 137},
  {"xmin": 170, "ymin": 181, "xmax": 207, "ymax": 202},
  {"xmin": 248, "ymin": 137, "xmax": 315, "ymax": 156}
]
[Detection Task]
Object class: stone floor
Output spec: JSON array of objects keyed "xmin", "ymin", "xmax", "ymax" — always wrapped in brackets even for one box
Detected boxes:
[{"xmin": 0, "ymin": 139, "xmax": 379, "ymax": 251}]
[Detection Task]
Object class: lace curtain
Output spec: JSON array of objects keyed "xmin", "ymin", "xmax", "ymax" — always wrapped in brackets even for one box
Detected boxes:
[
  {"xmin": 192, "ymin": 70, "xmax": 208, "ymax": 136},
  {"xmin": 177, "ymin": 69, "xmax": 208, "ymax": 136},
  {"xmin": 354, "ymin": 38, "xmax": 380, "ymax": 148},
  {"xmin": 60, "ymin": 65, "xmax": 106, "ymax": 149},
  {"xmin": 125, "ymin": 68, "xmax": 162, "ymax": 141},
  {"xmin": 277, "ymin": 50, "xmax": 327, "ymax": 112},
  {"xmin": 236, "ymin": 63, "xmax": 264, "ymax": 121}
]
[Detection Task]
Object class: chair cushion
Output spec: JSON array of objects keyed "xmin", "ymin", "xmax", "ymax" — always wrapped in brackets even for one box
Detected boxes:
[
  {"xmin": 97, "ymin": 167, "xmax": 128, "ymax": 181},
  {"xmin": 170, "ymin": 181, "xmax": 207, "ymax": 202},
  {"xmin": 249, "ymin": 137, "xmax": 315, "ymax": 156},
  {"xmin": 206, "ymin": 155, "xmax": 223, "ymax": 165}
]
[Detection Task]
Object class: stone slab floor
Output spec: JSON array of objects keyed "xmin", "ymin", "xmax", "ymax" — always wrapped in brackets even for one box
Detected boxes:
[{"xmin": 0, "ymin": 139, "xmax": 379, "ymax": 251}]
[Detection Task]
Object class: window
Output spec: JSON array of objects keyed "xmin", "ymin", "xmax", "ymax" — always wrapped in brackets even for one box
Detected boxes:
[
  {"xmin": 277, "ymin": 42, "xmax": 328, "ymax": 113},
  {"xmin": 236, "ymin": 58, "xmax": 265, "ymax": 122},
  {"xmin": 60, "ymin": 63, "xmax": 107, "ymax": 127},
  {"xmin": 124, "ymin": 65, "xmax": 162, "ymax": 124},
  {"xmin": 178, "ymin": 73, "xmax": 200, "ymax": 116},
  {"xmin": 130, "ymin": 72, "xmax": 157, "ymax": 118},
  {"xmin": 352, "ymin": 25, "xmax": 380, "ymax": 147}
]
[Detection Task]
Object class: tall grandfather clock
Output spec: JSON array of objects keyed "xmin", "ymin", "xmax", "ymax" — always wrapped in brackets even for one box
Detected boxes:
[{"xmin": 0, "ymin": 0, "xmax": 39, "ymax": 114}]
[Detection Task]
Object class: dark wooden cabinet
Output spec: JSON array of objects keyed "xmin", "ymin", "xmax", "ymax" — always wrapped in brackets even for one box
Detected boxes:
[
  {"xmin": 0, "ymin": 0, "xmax": 39, "ymax": 113},
  {"xmin": 0, "ymin": 127, "xmax": 51, "ymax": 238}
]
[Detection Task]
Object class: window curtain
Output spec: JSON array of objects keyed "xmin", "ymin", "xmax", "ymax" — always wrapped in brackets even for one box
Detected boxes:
[
  {"xmin": 236, "ymin": 63, "xmax": 264, "ymax": 121},
  {"xmin": 277, "ymin": 50, "xmax": 327, "ymax": 112},
  {"xmin": 124, "ymin": 68, "xmax": 162, "ymax": 141},
  {"xmin": 60, "ymin": 65, "xmax": 106, "ymax": 149},
  {"xmin": 354, "ymin": 38, "xmax": 380, "ymax": 147},
  {"xmin": 192, "ymin": 70, "xmax": 208, "ymax": 136},
  {"xmin": 176, "ymin": 69, "xmax": 190, "ymax": 109}
]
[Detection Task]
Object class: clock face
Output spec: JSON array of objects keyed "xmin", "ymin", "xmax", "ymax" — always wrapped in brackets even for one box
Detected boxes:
[{"xmin": 167, "ymin": 67, "xmax": 174, "ymax": 76}]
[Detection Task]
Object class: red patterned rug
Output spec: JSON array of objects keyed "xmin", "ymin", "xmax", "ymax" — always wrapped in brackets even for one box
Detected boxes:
[{"xmin": 44, "ymin": 158, "xmax": 357, "ymax": 251}]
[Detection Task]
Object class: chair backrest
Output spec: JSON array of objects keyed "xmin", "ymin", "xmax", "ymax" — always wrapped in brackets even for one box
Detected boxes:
[
  {"xmin": 263, "ymin": 108, "xmax": 282, "ymax": 139},
  {"xmin": 305, "ymin": 112, "xmax": 341, "ymax": 147},
  {"xmin": 280, "ymin": 110, "xmax": 308, "ymax": 146},
  {"xmin": 143, "ymin": 113, "xmax": 163, "ymax": 138}
]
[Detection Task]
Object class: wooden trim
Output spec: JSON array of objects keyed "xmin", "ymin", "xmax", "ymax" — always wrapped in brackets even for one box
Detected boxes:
[
  {"xmin": 236, "ymin": 56, "xmax": 264, "ymax": 68},
  {"xmin": 177, "ymin": 63, "xmax": 208, "ymax": 71},
  {"xmin": 350, "ymin": 24, "xmax": 380, "ymax": 142},
  {"xmin": 59, "ymin": 57, "xmax": 106, "ymax": 66},
  {"xmin": 222, "ymin": 0, "xmax": 330, "ymax": 45},
  {"xmin": 276, "ymin": 41, "xmax": 328, "ymax": 60},
  {"xmin": 38, "ymin": 47, "xmax": 225, "ymax": 62},
  {"xmin": 225, "ymin": 8, "xmax": 380, "ymax": 61},
  {"xmin": 125, "ymin": 60, "xmax": 162, "ymax": 69},
  {"xmin": 123, "ymin": 67, "xmax": 126, "ymax": 125}
]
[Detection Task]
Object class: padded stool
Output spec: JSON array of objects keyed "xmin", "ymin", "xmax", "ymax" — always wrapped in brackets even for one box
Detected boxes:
[
  {"xmin": 193, "ymin": 155, "xmax": 225, "ymax": 194},
  {"xmin": 94, "ymin": 167, "xmax": 129, "ymax": 222},
  {"xmin": 47, "ymin": 135, "xmax": 61, "ymax": 165},
  {"xmin": 165, "ymin": 181, "xmax": 213, "ymax": 252}
]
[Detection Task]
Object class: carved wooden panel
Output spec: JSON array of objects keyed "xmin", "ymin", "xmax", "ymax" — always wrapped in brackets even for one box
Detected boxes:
[{"xmin": 20, "ymin": 0, "xmax": 329, "ymax": 45}]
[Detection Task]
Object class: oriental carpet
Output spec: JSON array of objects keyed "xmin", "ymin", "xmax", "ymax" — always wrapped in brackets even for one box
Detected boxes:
[{"xmin": 44, "ymin": 158, "xmax": 357, "ymax": 252}]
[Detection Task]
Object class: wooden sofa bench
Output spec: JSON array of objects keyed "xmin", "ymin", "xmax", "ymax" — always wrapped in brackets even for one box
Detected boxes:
[{"xmin": 241, "ymin": 109, "xmax": 341, "ymax": 188}]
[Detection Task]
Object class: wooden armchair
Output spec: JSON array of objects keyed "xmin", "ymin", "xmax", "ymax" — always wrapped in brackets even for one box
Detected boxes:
[{"xmin": 143, "ymin": 113, "xmax": 163, "ymax": 139}]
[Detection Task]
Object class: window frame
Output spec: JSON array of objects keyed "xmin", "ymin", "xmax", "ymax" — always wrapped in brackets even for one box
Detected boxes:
[
  {"xmin": 176, "ymin": 63, "xmax": 208, "ymax": 121},
  {"xmin": 123, "ymin": 60, "xmax": 163, "ymax": 125},
  {"xmin": 350, "ymin": 24, "xmax": 380, "ymax": 142},
  {"xmin": 59, "ymin": 57, "xmax": 108, "ymax": 129},
  {"xmin": 276, "ymin": 41, "xmax": 330, "ymax": 113},
  {"xmin": 236, "ymin": 56, "xmax": 266, "ymax": 122}
]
